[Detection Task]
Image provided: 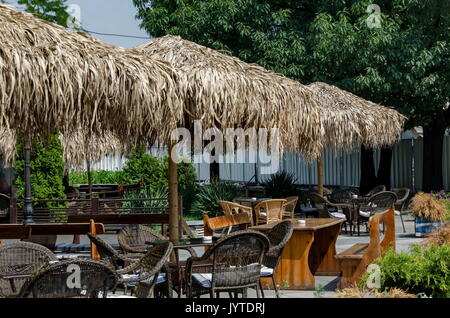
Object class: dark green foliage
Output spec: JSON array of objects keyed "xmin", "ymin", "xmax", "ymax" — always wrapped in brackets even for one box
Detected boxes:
[
  {"xmin": 18, "ymin": 0, "xmax": 70, "ymax": 26},
  {"xmin": 360, "ymin": 244, "xmax": 450, "ymax": 298},
  {"xmin": 69, "ymin": 170, "xmax": 127, "ymax": 186},
  {"xmin": 121, "ymin": 151, "xmax": 167, "ymax": 190},
  {"xmin": 262, "ymin": 170, "xmax": 297, "ymax": 198},
  {"xmin": 14, "ymin": 134, "xmax": 66, "ymax": 208},
  {"xmin": 191, "ymin": 181, "xmax": 244, "ymax": 217},
  {"xmin": 122, "ymin": 186, "xmax": 169, "ymax": 210}
]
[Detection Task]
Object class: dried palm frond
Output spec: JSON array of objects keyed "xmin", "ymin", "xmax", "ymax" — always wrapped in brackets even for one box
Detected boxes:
[
  {"xmin": 336, "ymin": 286, "xmax": 417, "ymax": 298},
  {"xmin": 424, "ymin": 222, "xmax": 450, "ymax": 246},
  {"xmin": 135, "ymin": 35, "xmax": 325, "ymax": 159},
  {"xmin": 308, "ymin": 82, "xmax": 407, "ymax": 150},
  {"xmin": 0, "ymin": 5, "xmax": 182, "ymax": 148}
]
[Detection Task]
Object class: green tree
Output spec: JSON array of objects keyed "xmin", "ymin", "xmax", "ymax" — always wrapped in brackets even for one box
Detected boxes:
[
  {"xmin": 14, "ymin": 135, "xmax": 66, "ymax": 207},
  {"xmin": 0, "ymin": 0, "xmax": 70, "ymax": 26},
  {"xmin": 134, "ymin": 0, "xmax": 450, "ymax": 191}
]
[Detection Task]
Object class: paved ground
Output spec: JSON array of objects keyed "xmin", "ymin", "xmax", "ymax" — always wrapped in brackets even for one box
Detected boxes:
[{"xmin": 4, "ymin": 213, "xmax": 423, "ymax": 298}]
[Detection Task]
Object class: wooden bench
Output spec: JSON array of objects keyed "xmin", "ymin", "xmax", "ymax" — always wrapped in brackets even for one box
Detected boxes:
[
  {"xmin": 335, "ymin": 207, "xmax": 395, "ymax": 289},
  {"xmin": 0, "ymin": 221, "xmax": 105, "ymax": 260},
  {"xmin": 203, "ymin": 213, "xmax": 253, "ymax": 237}
]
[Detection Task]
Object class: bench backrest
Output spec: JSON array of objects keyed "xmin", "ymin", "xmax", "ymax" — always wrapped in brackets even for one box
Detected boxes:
[
  {"xmin": 203, "ymin": 213, "xmax": 252, "ymax": 236},
  {"xmin": 354, "ymin": 207, "xmax": 395, "ymax": 280}
]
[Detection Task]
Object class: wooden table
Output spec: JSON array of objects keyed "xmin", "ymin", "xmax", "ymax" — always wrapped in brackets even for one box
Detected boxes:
[{"xmin": 250, "ymin": 218, "xmax": 345, "ymax": 290}]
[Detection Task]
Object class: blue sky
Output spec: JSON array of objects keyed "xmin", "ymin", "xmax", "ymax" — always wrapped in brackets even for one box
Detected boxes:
[{"xmin": 8, "ymin": 0, "xmax": 151, "ymax": 48}]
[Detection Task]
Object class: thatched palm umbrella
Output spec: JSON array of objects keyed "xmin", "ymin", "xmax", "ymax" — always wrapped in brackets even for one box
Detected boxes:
[
  {"xmin": 136, "ymin": 35, "xmax": 325, "ymax": 242},
  {"xmin": 0, "ymin": 5, "xmax": 181, "ymax": 223},
  {"xmin": 308, "ymin": 82, "xmax": 407, "ymax": 195}
]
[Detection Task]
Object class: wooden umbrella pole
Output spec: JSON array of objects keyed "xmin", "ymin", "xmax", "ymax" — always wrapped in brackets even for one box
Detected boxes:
[
  {"xmin": 168, "ymin": 141, "xmax": 179, "ymax": 244},
  {"xmin": 23, "ymin": 136, "xmax": 34, "ymax": 224},
  {"xmin": 317, "ymin": 151, "xmax": 324, "ymax": 197}
]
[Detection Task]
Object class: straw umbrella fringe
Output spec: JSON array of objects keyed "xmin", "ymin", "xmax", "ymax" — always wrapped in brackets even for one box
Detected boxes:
[
  {"xmin": 136, "ymin": 35, "xmax": 326, "ymax": 159},
  {"xmin": 309, "ymin": 82, "xmax": 407, "ymax": 150},
  {"xmin": 308, "ymin": 82, "xmax": 407, "ymax": 196},
  {"xmin": 0, "ymin": 5, "xmax": 183, "ymax": 224},
  {"xmin": 0, "ymin": 5, "xmax": 183, "ymax": 144}
]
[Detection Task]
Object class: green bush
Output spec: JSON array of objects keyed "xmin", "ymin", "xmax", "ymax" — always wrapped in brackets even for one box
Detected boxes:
[
  {"xmin": 360, "ymin": 244, "xmax": 450, "ymax": 298},
  {"xmin": 122, "ymin": 186, "xmax": 169, "ymax": 210},
  {"xmin": 262, "ymin": 170, "xmax": 297, "ymax": 198},
  {"xmin": 69, "ymin": 170, "xmax": 127, "ymax": 186},
  {"xmin": 14, "ymin": 134, "xmax": 67, "ymax": 210},
  {"xmin": 121, "ymin": 151, "xmax": 167, "ymax": 189},
  {"xmin": 191, "ymin": 181, "xmax": 244, "ymax": 217}
]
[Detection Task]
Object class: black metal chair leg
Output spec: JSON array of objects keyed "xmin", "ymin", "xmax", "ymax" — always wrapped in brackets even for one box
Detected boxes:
[
  {"xmin": 259, "ymin": 280, "xmax": 265, "ymax": 298},
  {"xmin": 272, "ymin": 276, "xmax": 280, "ymax": 298}
]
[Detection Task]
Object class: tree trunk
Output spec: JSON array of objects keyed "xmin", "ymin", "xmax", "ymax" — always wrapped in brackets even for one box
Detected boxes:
[
  {"xmin": 422, "ymin": 116, "xmax": 447, "ymax": 192},
  {"xmin": 359, "ymin": 144, "xmax": 376, "ymax": 195},
  {"xmin": 376, "ymin": 147, "xmax": 393, "ymax": 190}
]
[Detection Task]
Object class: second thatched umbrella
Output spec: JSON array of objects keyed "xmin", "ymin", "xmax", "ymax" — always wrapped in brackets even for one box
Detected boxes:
[
  {"xmin": 135, "ymin": 35, "xmax": 325, "ymax": 242},
  {"xmin": 0, "ymin": 5, "xmax": 181, "ymax": 223},
  {"xmin": 308, "ymin": 82, "xmax": 407, "ymax": 195}
]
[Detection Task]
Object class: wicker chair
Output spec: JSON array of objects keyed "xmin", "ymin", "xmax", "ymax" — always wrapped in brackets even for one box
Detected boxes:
[
  {"xmin": 117, "ymin": 242, "xmax": 173, "ymax": 298},
  {"xmin": 282, "ymin": 196, "xmax": 299, "ymax": 219},
  {"xmin": 87, "ymin": 233, "xmax": 141, "ymax": 270},
  {"xmin": 259, "ymin": 220, "xmax": 294, "ymax": 298},
  {"xmin": 365, "ymin": 185, "xmax": 386, "ymax": 197},
  {"xmin": 220, "ymin": 201, "xmax": 254, "ymax": 234},
  {"xmin": 392, "ymin": 188, "xmax": 410, "ymax": 233},
  {"xmin": 330, "ymin": 189, "xmax": 353, "ymax": 204},
  {"xmin": 118, "ymin": 224, "xmax": 166, "ymax": 254},
  {"xmin": 0, "ymin": 242, "xmax": 57, "ymax": 297},
  {"xmin": 254, "ymin": 199, "xmax": 287, "ymax": 224},
  {"xmin": 309, "ymin": 193, "xmax": 349, "ymax": 233},
  {"xmin": 185, "ymin": 231, "xmax": 269, "ymax": 298},
  {"xmin": 357, "ymin": 191, "xmax": 397, "ymax": 234},
  {"xmin": 18, "ymin": 259, "xmax": 117, "ymax": 298}
]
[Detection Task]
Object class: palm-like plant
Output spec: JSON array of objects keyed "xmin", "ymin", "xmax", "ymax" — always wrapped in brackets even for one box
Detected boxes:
[{"xmin": 262, "ymin": 171, "xmax": 297, "ymax": 198}]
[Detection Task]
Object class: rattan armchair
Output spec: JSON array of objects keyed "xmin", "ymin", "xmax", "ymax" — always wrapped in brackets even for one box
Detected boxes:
[
  {"xmin": 118, "ymin": 224, "xmax": 166, "ymax": 254},
  {"xmin": 220, "ymin": 200, "xmax": 254, "ymax": 233},
  {"xmin": 357, "ymin": 191, "xmax": 397, "ymax": 234},
  {"xmin": 330, "ymin": 189, "xmax": 353, "ymax": 204},
  {"xmin": 185, "ymin": 231, "xmax": 269, "ymax": 298},
  {"xmin": 18, "ymin": 259, "xmax": 117, "ymax": 298},
  {"xmin": 309, "ymin": 193, "xmax": 349, "ymax": 233},
  {"xmin": 365, "ymin": 185, "xmax": 386, "ymax": 197},
  {"xmin": 254, "ymin": 199, "xmax": 287, "ymax": 224},
  {"xmin": 87, "ymin": 233, "xmax": 141, "ymax": 270},
  {"xmin": 0, "ymin": 242, "xmax": 57, "ymax": 297},
  {"xmin": 117, "ymin": 242, "xmax": 173, "ymax": 298},
  {"xmin": 259, "ymin": 220, "xmax": 294, "ymax": 298},
  {"xmin": 282, "ymin": 196, "xmax": 299, "ymax": 219},
  {"xmin": 392, "ymin": 188, "xmax": 410, "ymax": 233}
]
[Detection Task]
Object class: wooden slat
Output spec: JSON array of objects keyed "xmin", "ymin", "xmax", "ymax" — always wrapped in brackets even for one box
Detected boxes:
[
  {"xmin": 336, "ymin": 243, "xmax": 368, "ymax": 259},
  {"xmin": 203, "ymin": 213, "xmax": 252, "ymax": 236},
  {"xmin": 68, "ymin": 214, "xmax": 169, "ymax": 224},
  {"xmin": 0, "ymin": 223, "xmax": 105, "ymax": 236},
  {"xmin": 0, "ymin": 227, "xmax": 32, "ymax": 240}
]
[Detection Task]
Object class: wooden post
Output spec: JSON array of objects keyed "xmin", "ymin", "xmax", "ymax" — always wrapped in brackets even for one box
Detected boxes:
[
  {"xmin": 168, "ymin": 142, "xmax": 179, "ymax": 244},
  {"xmin": 89, "ymin": 219, "xmax": 100, "ymax": 260},
  {"xmin": 317, "ymin": 151, "xmax": 324, "ymax": 196}
]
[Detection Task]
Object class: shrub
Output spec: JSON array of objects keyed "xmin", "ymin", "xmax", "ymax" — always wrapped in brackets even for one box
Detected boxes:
[
  {"xmin": 191, "ymin": 181, "xmax": 244, "ymax": 217},
  {"xmin": 409, "ymin": 192, "xmax": 447, "ymax": 221},
  {"xmin": 360, "ymin": 244, "xmax": 450, "ymax": 298},
  {"xmin": 122, "ymin": 186, "xmax": 169, "ymax": 210},
  {"xmin": 122, "ymin": 151, "xmax": 166, "ymax": 189},
  {"xmin": 262, "ymin": 170, "xmax": 297, "ymax": 198},
  {"xmin": 69, "ymin": 170, "xmax": 127, "ymax": 186},
  {"xmin": 14, "ymin": 134, "xmax": 66, "ymax": 209}
]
